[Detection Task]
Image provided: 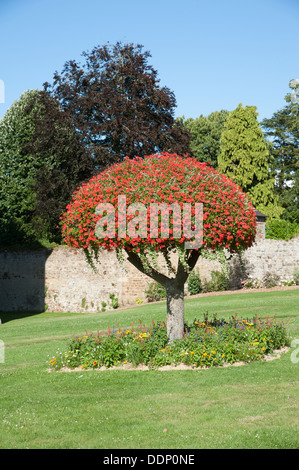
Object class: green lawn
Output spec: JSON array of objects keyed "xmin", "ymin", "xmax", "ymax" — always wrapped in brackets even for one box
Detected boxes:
[{"xmin": 0, "ymin": 289, "xmax": 299, "ymax": 449}]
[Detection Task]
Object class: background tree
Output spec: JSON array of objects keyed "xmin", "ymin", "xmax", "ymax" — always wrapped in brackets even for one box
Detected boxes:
[
  {"xmin": 23, "ymin": 90, "xmax": 91, "ymax": 243},
  {"xmin": 178, "ymin": 110, "xmax": 229, "ymax": 168},
  {"xmin": 0, "ymin": 90, "xmax": 47, "ymax": 245},
  {"xmin": 43, "ymin": 42, "xmax": 191, "ymax": 172},
  {"xmin": 218, "ymin": 103, "xmax": 284, "ymax": 219},
  {"xmin": 0, "ymin": 90, "xmax": 90, "ymax": 246},
  {"xmin": 262, "ymin": 80, "xmax": 299, "ymax": 223},
  {"xmin": 61, "ymin": 153, "xmax": 256, "ymax": 342}
]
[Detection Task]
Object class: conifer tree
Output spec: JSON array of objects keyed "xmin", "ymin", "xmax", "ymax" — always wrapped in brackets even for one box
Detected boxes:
[
  {"xmin": 218, "ymin": 104, "xmax": 283, "ymax": 219},
  {"xmin": 262, "ymin": 80, "xmax": 299, "ymax": 223}
]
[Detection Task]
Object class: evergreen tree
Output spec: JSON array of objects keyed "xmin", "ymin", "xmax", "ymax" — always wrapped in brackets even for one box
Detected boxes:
[
  {"xmin": 178, "ymin": 110, "xmax": 228, "ymax": 168},
  {"xmin": 262, "ymin": 80, "xmax": 299, "ymax": 223},
  {"xmin": 218, "ymin": 104, "xmax": 283, "ymax": 219}
]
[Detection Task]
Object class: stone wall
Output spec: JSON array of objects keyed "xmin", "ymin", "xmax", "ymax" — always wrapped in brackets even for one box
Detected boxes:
[
  {"xmin": 238, "ymin": 238, "xmax": 299, "ymax": 283},
  {"xmin": 0, "ymin": 238, "xmax": 298, "ymax": 312}
]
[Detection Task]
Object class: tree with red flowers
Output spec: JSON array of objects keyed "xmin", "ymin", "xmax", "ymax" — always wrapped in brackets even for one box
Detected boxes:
[{"xmin": 61, "ymin": 153, "xmax": 256, "ymax": 342}]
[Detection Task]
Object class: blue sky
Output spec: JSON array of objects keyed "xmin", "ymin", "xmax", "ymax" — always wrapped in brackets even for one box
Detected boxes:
[{"xmin": 0, "ymin": 0, "xmax": 298, "ymax": 122}]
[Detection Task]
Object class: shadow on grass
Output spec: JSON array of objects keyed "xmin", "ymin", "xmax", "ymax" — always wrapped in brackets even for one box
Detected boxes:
[{"xmin": 0, "ymin": 311, "xmax": 45, "ymax": 324}]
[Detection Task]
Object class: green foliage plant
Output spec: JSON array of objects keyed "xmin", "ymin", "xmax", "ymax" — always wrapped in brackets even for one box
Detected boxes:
[
  {"xmin": 293, "ymin": 267, "xmax": 299, "ymax": 285},
  {"xmin": 109, "ymin": 294, "xmax": 119, "ymax": 309},
  {"xmin": 202, "ymin": 270, "xmax": 228, "ymax": 292},
  {"xmin": 242, "ymin": 272, "xmax": 280, "ymax": 289},
  {"xmin": 265, "ymin": 219, "xmax": 299, "ymax": 240},
  {"xmin": 145, "ymin": 281, "xmax": 167, "ymax": 302},
  {"xmin": 187, "ymin": 269, "xmax": 202, "ymax": 295},
  {"xmin": 49, "ymin": 314, "xmax": 290, "ymax": 371}
]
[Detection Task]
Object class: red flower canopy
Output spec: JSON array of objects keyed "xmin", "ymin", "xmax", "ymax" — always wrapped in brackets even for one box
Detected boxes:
[{"xmin": 61, "ymin": 153, "xmax": 256, "ymax": 254}]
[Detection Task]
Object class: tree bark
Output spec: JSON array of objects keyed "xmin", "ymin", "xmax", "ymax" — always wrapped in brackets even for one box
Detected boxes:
[{"xmin": 165, "ymin": 278, "xmax": 185, "ymax": 342}]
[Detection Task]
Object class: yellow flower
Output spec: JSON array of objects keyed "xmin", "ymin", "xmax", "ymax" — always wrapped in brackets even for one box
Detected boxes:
[
  {"xmin": 261, "ymin": 347, "xmax": 265, "ymax": 351},
  {"xmin": 202, "ymin": 352, "xmax": 207, "ymax": 357},
  {"xmin": 126, "ymin": 330, "xmax": 131, "ymax": 334},
  {"xmin": 211, "ymin": 350, "xmax": 216, "ymax": 354},
  {"xmin": 190, "ymin": 351, "xmax": 195, "ymax": 355}
]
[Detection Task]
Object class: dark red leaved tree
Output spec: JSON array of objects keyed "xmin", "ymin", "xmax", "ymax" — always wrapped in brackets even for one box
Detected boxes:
[{"xmin": 44, "ymin": 42, "xmax": 191, "ymax": 172}]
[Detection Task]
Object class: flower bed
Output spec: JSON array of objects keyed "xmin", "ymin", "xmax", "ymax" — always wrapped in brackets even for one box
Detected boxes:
[{"xmin": 48, "ymin": 314, "xmax": 290, "ymax": 371}]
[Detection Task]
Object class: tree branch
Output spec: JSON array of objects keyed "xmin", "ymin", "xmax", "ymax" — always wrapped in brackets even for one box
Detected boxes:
[
  {"xmin": 125, "ymin": 249, "xmax": 170, "ymax": 286},
  {"xmin": 176, "ymin": 249, "xmax": 201, "ymax": 285},
  {"xmin": 187, "ymin": 249, "xmax": 201, "ymax": 271}
]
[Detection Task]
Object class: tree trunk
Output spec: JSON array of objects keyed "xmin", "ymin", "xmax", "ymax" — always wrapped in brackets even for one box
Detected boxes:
[
  {"xmin": 125, "ymin": 248, "xmax": 201, "ymax": 344},
  {"xmin": 165, "ymin": 279, "xmax": 185, "ymax": 342}
]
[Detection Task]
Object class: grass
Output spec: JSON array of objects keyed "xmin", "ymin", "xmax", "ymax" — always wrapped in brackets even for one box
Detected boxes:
[{"xmin": 0, "ymin": 289, "xmax": 299, "ymax": 449}]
